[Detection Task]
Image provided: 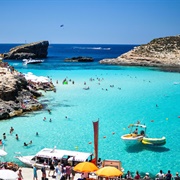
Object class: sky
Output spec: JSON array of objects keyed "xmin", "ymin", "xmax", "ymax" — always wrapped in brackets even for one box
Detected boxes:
[{"xmin": 1, "ymin": 0, "xmax": 180, "ymax": 44}]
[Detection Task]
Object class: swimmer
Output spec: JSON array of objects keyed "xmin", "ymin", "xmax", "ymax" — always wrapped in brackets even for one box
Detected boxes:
[
  {"xmin": 3, "ymin": 133, "xmax": 6, "ymax": 140},
  {"xmin": 49, "ymin": 118, "xmax": 52, "ymax": 122},
  {"xmin": 48, "ymin": 109, "xmax": 51, "ymax": 114},
  {"xmin": 43, "ymin": 117, "xmax": 46, "ymax": 121},
  {"xmin": 24, "ymin": 140, "xmax": 32, "ymax": 146},
  {"xmin": 16, "ymin": 134, "xmax": 19, "ymax": 140},
  {"xmin": 10, "ymin": 127, "xmax": 14, "ymax": 134},
  {"xmin": 36, "ymin": 132, "xmax": 39, "ymax": 136}
]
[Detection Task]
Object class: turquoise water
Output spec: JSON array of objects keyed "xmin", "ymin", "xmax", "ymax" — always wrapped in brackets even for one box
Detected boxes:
[{"xmin": 1, "ymin": 66, "xmax": 180, "ymax": 176}]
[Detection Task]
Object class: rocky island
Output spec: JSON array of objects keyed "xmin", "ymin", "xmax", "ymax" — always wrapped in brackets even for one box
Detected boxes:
[
  {"xmin": 0, "ymin": 62, "xmax": 55, "ymax": 120},
  {"xmin": 100, "ymin": 35, "xmax": 180, "ymax": 72},
  {"xmin": 3, "ymin": 41, "xmax": 49, "ymax": 60},
  {"xmin": 64, "ymin": 56, "xmax": 94, "ymax": 62}
]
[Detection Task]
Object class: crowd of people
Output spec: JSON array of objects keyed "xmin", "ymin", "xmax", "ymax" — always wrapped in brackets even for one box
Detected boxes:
[
  {"xmin": 124, "ymin": 170, "xmax": 180, "ymax": 180},
  {"xmin": 37, "ymin": 158, "xmax": 76, "ymax": 180}
]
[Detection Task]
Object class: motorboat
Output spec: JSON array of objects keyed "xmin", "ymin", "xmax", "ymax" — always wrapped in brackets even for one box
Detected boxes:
[
  {"xmin": 142, "ymin": 136, "xmax": 166, "ymax": 146},
  {"xmin": 15, "ymin": 147, "xmax": 93, "ymax": 169},
  {"xmin": 23, "ymin": 58, "xmax": 44, "ymax": 65},
  {"xmin": 121, "ymin": 123, "xmax": 146, "ymax": 145}
]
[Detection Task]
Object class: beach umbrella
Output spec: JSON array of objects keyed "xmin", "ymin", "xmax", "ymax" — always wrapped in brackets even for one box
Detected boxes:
[
  {"xmin": 0, "ymin": 169, "xmax": 18, "ymax": 180},
  {"xmin": 95, "ymin": 166, "xmax": 123, "ymax": 177},
  {"xmin": 74, "ymin": 162, "xmax": 98, "ymax": 173}
]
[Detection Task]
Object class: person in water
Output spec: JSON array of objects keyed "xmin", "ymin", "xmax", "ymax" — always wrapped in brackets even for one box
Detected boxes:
[
  {"xmin": 16, "ymin": 134, "xmax": 19, "ymax": 140},
  {"xmin": 3, "ymin": 133, "xmax": 6, "ymax": 140},
  {"xmin": 24, "ymin": 140, "xmax": 32, "ymax": 146}
]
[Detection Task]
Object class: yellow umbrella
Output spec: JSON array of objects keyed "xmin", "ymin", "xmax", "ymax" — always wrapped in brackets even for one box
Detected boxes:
[
  {"xmin": 95, "ymin": 166, "xmax": 123, "ymax": 177},
  {"xmin": 74, "ymin": 162, "xmax": 98, "ymax": 173}
]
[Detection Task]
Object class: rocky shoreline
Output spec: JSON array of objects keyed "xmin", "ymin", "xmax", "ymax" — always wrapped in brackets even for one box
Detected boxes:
[
  {"xmin": 0, "ymin": 62, "xmax": 55, "ymax": 120},
  {"xmin": 100, "ymin": 35, "xmax": 180, "ymax": 72}
]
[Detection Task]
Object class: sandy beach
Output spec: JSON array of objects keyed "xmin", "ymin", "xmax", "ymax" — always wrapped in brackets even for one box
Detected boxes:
[{"xmin": 21, "ymin": 167, "xmax": 84, "ymax": 180}]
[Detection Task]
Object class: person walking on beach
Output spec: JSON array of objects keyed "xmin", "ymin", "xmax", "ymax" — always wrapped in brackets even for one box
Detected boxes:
[
  {"xmin": 65, "ymin": 163, "xmax": 72, "ymax": 180},
  {"xmin": 48, "ymin": 158, "xmax": 55, "ymax": 177},
  {"xmin": 17, "ymin": 169, "xmax": 23, "ymax": 180},
  {"xmin": 125, "ymin": 170, "xmax": 133, "ymax": 180},
  {"xmin": 143, "ymin": 173, "xmax": 150, "ymax": 180},
  {"xmin": 55, "ymin": 162, "xmax": 62, "ymax": 180},
  {"xmin": 156, "ymin": 170, "xmax": 165, "ymax": 180},
  {"xmin": 33, "ymin": 164, "xmax": 38, "ymax": 180},
  {"xmin": 165, "ymin": 170, "xmax": 172, "ymax": 180},
  {"xmin": 134, "ymin": 171, "xmax": 140, "ymax": 180},
  {"xmin": 71, "ymin": 167, "xmax": 76, "ymax": 180},
  {"xmin": 41, "ymin": 163, "xmax": 47, "ymax": 180},
  {"xmin": 174, "ymin": 172, "xmax": 180, "ymax": 180}
]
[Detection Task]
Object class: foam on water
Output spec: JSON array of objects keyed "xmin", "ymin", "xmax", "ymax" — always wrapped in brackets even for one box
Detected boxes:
[{"xmin": 0, "ymin": 67, "xmax": 180, "ymax": 176}]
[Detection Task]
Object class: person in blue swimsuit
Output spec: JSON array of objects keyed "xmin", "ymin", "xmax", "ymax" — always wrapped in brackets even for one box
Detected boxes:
[{"xmin": 33, "ymin": 164, "xmax": 38, "ymax": 180}]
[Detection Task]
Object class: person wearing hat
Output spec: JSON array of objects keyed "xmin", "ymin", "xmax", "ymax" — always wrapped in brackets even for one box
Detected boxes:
[
  {"xmin": 174, "ymin": 172, "xmax": 180, "ymax": 180},
  {"xmin": 143, "ymin": 173, "xmax": 150, "ymax": 180}
]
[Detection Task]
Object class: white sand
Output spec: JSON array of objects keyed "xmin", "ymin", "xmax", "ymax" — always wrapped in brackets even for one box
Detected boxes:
[{"xmin": 20, "ymin": 168, "xmax": 96, "ymax": 180}]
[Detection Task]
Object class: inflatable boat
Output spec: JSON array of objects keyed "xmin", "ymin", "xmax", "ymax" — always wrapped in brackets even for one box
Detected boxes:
[{"xmin": 142, "ymin": 136, "xmax": 166, "ymax": 146}]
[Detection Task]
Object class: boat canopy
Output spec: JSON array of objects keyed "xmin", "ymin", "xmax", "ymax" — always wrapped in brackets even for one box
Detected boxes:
[
  {"xmin": 35, "ymin": 148, "xmax": 93, "ymax": 162},
  {"xmin": 129, "ymin": 124, "xmax": 146, "ymax": 129}
]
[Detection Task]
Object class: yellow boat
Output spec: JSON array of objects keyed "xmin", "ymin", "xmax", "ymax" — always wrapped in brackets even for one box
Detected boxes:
[{"xmin": 142, "ymin": 136, "xmax": 166, "ymax": 146}]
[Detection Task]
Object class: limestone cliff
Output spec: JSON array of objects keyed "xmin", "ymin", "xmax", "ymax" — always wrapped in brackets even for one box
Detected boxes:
[
  {"xmin": 0, "ymin": 63, "xmax": 55, "ymax": 120},
  {"xmin": 100, "ymin": 35, "xmax": 180, "ymax": 70},
  {"xmin": 3, "ymin": 41, "xmax": 49, "ymax": 59}
]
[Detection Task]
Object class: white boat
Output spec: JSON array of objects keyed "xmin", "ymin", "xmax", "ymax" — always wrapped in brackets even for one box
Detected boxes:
[
  {"xmin": 121, "ymin": 123, "xmax": 146, "ymax": 145},
  {"xmin": 23, "ymin": 58, "xmax": 44, "ymax": 65},
  {"xmin": 15, "ymin": 147, "xmax": 93, "ymax": 169}
]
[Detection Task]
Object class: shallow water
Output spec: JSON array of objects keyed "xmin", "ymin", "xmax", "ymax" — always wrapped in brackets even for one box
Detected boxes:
[{"xmin": 0, "ymin": 66, "xmax": 180, "ymax": 176}]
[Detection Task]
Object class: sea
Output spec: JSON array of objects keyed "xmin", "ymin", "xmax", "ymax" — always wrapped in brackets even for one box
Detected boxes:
[{"xmin": 0, "ymin": 44, "xmax": 180, "ymax": 176}]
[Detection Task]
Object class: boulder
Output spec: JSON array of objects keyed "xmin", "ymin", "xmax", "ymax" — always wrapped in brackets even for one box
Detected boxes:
[{"xmin": 3, "ymin": 41, "xmax": 49, "ymax": 59}]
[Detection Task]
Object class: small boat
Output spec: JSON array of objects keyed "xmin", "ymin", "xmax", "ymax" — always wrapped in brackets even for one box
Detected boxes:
[
  {"xmin": 15, "ymin": 147, "xmax": 93, "ymax": 169},
  {"xmin": 23, "ymin": 58, "xmax": 44, "ymax": 65},
  {"xmin": 121, "ymin": 123, "xmax": 146, "ymax": 145},
  {"xmin": 142, "ymin": 136, "xmax": 166, "ymax": 146}
]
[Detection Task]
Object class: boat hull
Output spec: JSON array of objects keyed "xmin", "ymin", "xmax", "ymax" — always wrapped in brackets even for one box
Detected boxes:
[
  {"xmin": 121, "ymin": 134, "xmax": 143, "ymax": 145},
  {"xmin": 142, "ymin": 137, "xmax": 166, "ymax": 146}
]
